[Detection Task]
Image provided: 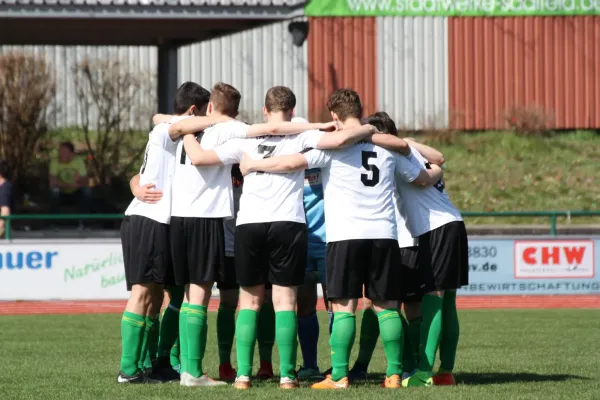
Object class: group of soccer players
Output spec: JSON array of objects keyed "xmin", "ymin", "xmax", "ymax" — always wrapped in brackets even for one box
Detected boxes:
[{"xmin": 117, "ymin": 81, "xmax": 469, "ymax": 390}]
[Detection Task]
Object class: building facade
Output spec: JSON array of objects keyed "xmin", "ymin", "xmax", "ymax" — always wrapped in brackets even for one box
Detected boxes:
[{"xmin": 2, "ymin": 14, "xmax": 598, "ymax": 130}]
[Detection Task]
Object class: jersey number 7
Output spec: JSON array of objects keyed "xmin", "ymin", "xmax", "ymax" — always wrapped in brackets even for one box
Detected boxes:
[
  {"xmin": 361, "ymin": 151, "xmax": 380, "ymax": 187},
  {"xmin": 256, "ymin": 145, "xmax": 276, "ymax": 175}
]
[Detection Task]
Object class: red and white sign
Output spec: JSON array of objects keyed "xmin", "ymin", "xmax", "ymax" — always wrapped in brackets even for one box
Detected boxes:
[{"xmin": 514, "ymin": 240, "xmax": 595, "ymax": 279}]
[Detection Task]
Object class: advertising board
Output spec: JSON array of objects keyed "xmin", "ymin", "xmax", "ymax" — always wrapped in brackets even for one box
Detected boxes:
[{"xmin": 0, "ymin": 238, "xmax": 597, "ymax": 300}]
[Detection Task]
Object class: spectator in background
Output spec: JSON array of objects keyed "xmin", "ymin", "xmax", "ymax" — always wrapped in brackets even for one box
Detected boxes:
[
  {"xmin": 0, "ymin": 161, "xmax": 14, "ymax": 238},
  {"xmin": 49, "ymin": 141, "xmax": 91, "ymax": 227}
]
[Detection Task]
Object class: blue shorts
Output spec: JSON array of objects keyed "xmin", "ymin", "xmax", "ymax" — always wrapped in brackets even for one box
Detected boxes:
[{"xmin": 306, "ymin": 241, "xmax": 326, "ymax": 284}]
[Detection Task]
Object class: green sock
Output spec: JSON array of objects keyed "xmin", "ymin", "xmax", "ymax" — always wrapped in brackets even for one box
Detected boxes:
[
  {"xmin": 439, "ymin": 291, "xmax": 459, "ymax": 373},
  {"xmin": 137, "ymin": 315, "xmax": 153, "ymax": 371},
  {"xmin": 179, "ymin": 303, "xmax": 189, "ymax": 374},
  {"xmin": 235, "ymin": 309, "xmax": 258, "ymax": 377},
  {"xmin": 355, "ymin": 308, "xmax": 380, "ymax": 367},
  {"xmin": 275, "ymin": 311, "xmax": 298, "ymax": 379},
  {"xmin": 257, "ymin": 302, "xmax": 275, "ymax": 363},
  {"xmin": 143, "ymin": 315, "xmax": 159, "ymax": 370},
  {"xmin": 187, "ymin": 304, "xmax": 208, "ymax": 378},
  {"xmin": 377, "ymin": 309, "xmax": 403, "ymax": 377},
  {"xmin": 330, "ymin": 312, "xmax": 356, "ymax": 381},
  {"xmin": 120, "ymin": 311, "xmax": 146, "ymax": 376},
  {"xmin": 419, "ymin": 294, "xmax": 443, "ymax": 372},
  {"xmin": 217, "ymin": 303, "xmax": 236, "ymax": 365},
  {"xmin": 400, "ymin": 314, "xmax": 412, "ymax": 372},
  {"xmin": 157, "ymin": 286, "xmax": 184, "ymax": 359},
  {"xmin": 170, "ymin": 337, "xmax": 180, "ymax": 369}
]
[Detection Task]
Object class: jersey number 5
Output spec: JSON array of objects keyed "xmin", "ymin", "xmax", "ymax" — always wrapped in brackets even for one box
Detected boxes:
[
  {"xmin": 256, "ymin": 145, "xmax": 276, "ymax": 175},
  {"xmin": 361, "ymin": 151, "xmax": 380, "ymax": 187}
]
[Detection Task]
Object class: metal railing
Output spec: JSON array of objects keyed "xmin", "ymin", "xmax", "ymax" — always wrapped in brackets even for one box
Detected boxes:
[
  {"xmin": 461, "ymin": 211, "xmax": 600, "ymax": 236},
  {"xmin": 1, "ymin": 210, "xmax": 599, "ymax": 240},
  {"xmin": 0, "ymin": 214, "xmax": 123, "ymax": 240}
]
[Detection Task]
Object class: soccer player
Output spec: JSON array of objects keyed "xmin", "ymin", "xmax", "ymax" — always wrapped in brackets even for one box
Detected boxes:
[
  {"xmin": 239, "ymin": 89, "xmax": 444, "ymax": 389},
  {"xmin": 170, "ymin": 86, "xmax": 381, "ymax": 390},
  {"xmin": 395, "ymin": 134, "xmax": 468, "ymax": 388},
  {"xmin": 217, "ymin": 164, "xmax": 277, "ymax": 381},
  {"xmin": 117, "ymin": 82, "xmax": 210, "ymax": 384},
  {"xmin": 349, "ymin": 112, "xmax": 447, "ymax": 382},
  {"xmin": 291, "ymin": 117, "xmax": 330, "ymax": 381},
  {"xmin": 127, "ymin": 85, "xmax": 217, "ymax": 381},
  {"xmin": 129, "ymin": 176, "xmax": 186, "ymax": 381},
  {"xmin": 215, "ymin": 163, "xmax": 242, "ymax": 381},
  {"xmin": 132, "ymin": 111, "xmax": 252, "ymax": 382},
  {"xmin": 167, "ymin": 83, "xmax": 344, "ymax": 387}
]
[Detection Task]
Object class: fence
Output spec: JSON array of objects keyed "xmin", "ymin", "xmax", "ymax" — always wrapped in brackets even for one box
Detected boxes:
[{"xmin": 2, "ymin": 211, "xmax": 600, "ymax": 240}]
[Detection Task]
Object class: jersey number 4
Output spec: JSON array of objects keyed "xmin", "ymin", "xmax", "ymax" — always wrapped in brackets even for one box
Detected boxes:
[
  {"xmin": 424, "ymin": 162, "xmax": 445, "ymax": 193},
  {"xmin": 256, "ymin": 145, "xmax": 276, "ymax": 175},
  {"xmin": 361, "ymin": 151, "xmax": 380, "ymax": 187}
]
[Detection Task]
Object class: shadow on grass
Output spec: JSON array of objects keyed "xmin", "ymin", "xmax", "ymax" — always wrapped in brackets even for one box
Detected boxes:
[{"xmin": 455, "ymin": 372, "xmax": 590, "ymax": 385}]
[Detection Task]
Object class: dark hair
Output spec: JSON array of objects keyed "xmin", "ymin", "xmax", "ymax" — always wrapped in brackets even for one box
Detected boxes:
[
  {"xmin": 0, "ymin": 160, "xmax": 11, "ymax": 180},
  {"xmin": 60, "ymin": 141, "xmax": 75, "ymax": 153},
  {"xmin": 365, "ymin": 111, "xmax": 398, "ymax": 135},
  {"xmin": 265, "ymin": 86, "xmax": 296, "ymax": 113},
  {"xmin": 326, "ymin": 88, "xmax": 362, "ymax": 121},
  {"xmin": 173, "ymin": 82, "xmax": 211, "ymax": 115},
  {"xmin": 210, "ymin": 82, "xmax": 242, "ymax": 118}
]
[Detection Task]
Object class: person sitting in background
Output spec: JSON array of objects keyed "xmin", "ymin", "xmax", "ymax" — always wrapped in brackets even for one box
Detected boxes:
[
  {"xmin": 49, "ymin": 141, "xmax": 91, "ymax": 227},
  {"xmin": 0, "ymin": 160, "xmax": 14, "ymax": 238}
]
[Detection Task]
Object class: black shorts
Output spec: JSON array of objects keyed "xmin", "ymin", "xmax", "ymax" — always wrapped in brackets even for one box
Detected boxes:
[
  {"xmin": 235, "ymin": 222, "xmax": 307, "ymax": 287},
  {"xmin": 217, "ymin": 256, "xmax": 239, "ymax": 291},
  {"xmin": 398, "ymin": 246, "xmax": 422, "ymax": 303},
  {"xmin": 121, "ymin": 215, "xmax": 173, "ymax": 291},
  {"xmin": 170, "ymin": 217, "xmax": 225, "ymax": 286},
  {"xmin": 418, "ymin": 221, "xmax": 469, "ymax": 291},
  {"xmin": 326, "ymin": 239, "xmax": 400, "ymax": 301}
]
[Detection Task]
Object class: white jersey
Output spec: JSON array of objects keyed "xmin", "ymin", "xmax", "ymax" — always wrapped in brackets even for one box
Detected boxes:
[
  {"xmin": 214, "ymin": 130, "xmax": 324, "ymax": 225},
  {"xmin": 125, "ymin": 123, "xmax": 177, "ymax": 224},
  {"xmin": 170, "ymin": 120, "xmax": 248, "ymax": 218},
  {"xmin": 305, "ymin": 142, "xmax": 423, "ymax": 242},
  {"xmin": 224, "ymin": 182, "xmax": 242, "ymax": 257},
  {"xmin": 394, "ymin": 190, "xmax": 418, "ymax": 248},
  {"xmin": 396, "ymin": 146, "xmax": 463, "ymax": 237}
]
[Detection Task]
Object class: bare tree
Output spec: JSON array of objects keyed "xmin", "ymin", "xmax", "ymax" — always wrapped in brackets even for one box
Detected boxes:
[
  {"xmin": 0, "ymin": 52, "xmax": 55, "ymax": 185},
  {"xmin": 72, "ymin": 58, "xmax": 155, "ymax": 186}
]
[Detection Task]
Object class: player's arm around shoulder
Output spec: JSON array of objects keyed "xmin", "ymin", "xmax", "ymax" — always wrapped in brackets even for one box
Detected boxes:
[
  {"xmin": 366, "ymin": 133, "xmax": 411, "ymax": 156},
  {"xmin": 168, "ymin": 115, "xmax": 230, "ymax": 140},
  {"xmin": 239, "ymin": 152, "xmax": 308, "ymax": 176},
  {"xmin": 245, "ymin": 121, "xmax": 338, "ymax": 137},
  {"xmin": 152, "ymin": 114, "xmax": 174, "ymax": 125},
  {"xmin": 315, "ymin": 124, "xmax": 378, "ymax": 149},
  {"xmin": 183, "ymin": 135, "xmax": 225, "ymax": 166},
  {"xmin": 240, "ymin": 146, "xmax": 331, "ymax": 176},
  {"xmin": 412, "ymin": 164, "xmax": 443, "ymax": 187},
  {"xmin": 404, "ymin": 138, "xmax": 445, "ymax": 166},
  {"xmin": 397, "ymin": 150, "xmax": 443, "ymax": 188}
]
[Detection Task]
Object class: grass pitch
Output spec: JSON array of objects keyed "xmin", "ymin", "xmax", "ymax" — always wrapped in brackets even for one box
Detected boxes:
[
  {"xmin": 434, "ymin": 130, "xmax": 600, "ymax": 225},
  {"xmin": 1, "ymin": 309, "xmax": 599, "ymax": 400}
]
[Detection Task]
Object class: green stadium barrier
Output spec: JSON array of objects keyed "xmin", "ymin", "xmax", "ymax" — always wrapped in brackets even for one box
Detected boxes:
[{"xmin": 1, "ymin": 211, "xmax": 600, "ymax": 240}]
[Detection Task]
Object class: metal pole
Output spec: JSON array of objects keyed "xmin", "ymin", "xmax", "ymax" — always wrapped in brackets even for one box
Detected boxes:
[
  {"xmin": 157, "ymin": 42, "xmax": 178, "ymax": 114},
  {"xmin": 5, "ymin": 216, "xmax": 11, "ymax": 241},
  {"xmin": 550, "ymin": 214, "xmax": 557, "ymax": 237}
]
